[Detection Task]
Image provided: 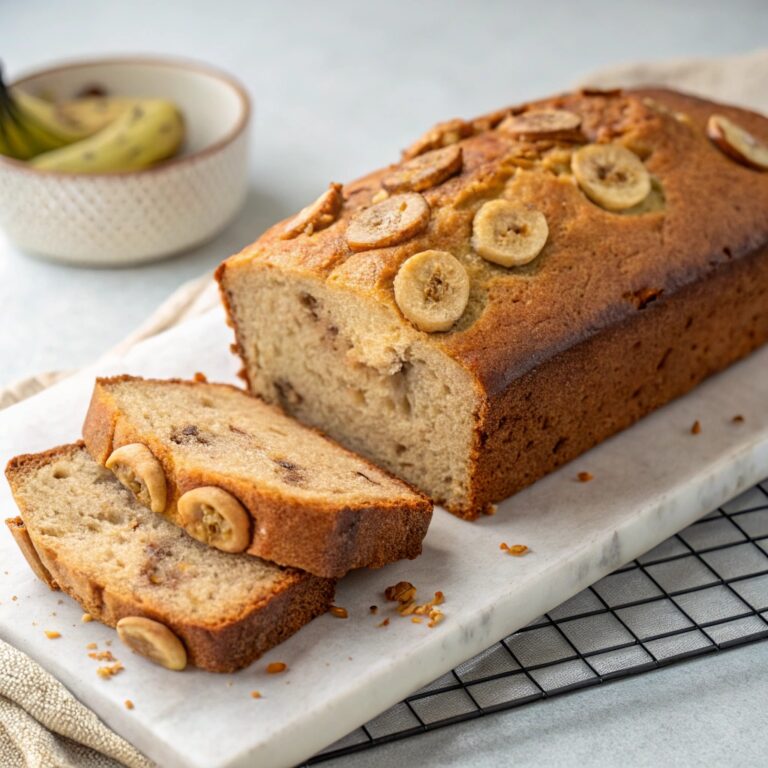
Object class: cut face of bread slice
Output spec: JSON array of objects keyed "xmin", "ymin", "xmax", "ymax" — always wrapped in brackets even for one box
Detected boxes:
[
  {"xmin": 5, "ymin": 443, "xmax": 334, "ymax": 673},
  {"xmin": 82, "ymin": 376, "xmax": 432, "ymax": 578},
  {"xmin": 218, "ymin": 264, "xmax": 481, "ymax": 516}
]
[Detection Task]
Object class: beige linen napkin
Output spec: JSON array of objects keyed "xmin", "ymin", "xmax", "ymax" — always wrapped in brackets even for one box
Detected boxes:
[
  {"xmin": 0, "ymin": 639, "xmax": 153, "ymax": 768},
  {"xmin": 1, "ymin": 47, "xmax": 766, "ymax": 768}
]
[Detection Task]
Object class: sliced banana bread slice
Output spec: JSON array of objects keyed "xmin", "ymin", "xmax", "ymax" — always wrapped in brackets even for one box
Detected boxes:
[
  {"xmin": 82, "ymin": 376, "xmax": 432, "ymax": 578},
  {"xmin": 5, "ymin": 443, "xmax": 334, "ymax": 673}
]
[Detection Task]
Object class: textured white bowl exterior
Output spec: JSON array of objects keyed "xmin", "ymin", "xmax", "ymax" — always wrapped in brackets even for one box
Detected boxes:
[
  {"xmin": 0, "ymin": 57, "xmax": 250, "ymax": 265},
  {"xmin": 0, "ymin": 132, "xmax": 248, "ymax": 265}
]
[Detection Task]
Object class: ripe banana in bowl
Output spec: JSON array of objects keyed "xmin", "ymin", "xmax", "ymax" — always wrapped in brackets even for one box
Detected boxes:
[
  {"xmin": 31, "ymin": 100, "xmax": 184, "ymax": 173},
  {"xmin": 0, "ymin": 64, "xmax": 184, "ymax": 172},
  {"xmin": 13, "ymin": 87, "xmax": 139, "ymax": 144},
  {"xmin": 0, "ymin": 65, "xmax": 116, "ymax": 159}
]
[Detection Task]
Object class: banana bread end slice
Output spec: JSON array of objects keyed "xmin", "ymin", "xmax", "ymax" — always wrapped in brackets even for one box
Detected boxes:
[{"xmin": 5, "ymin": 443, "xmax": 334, "ymax": 673}]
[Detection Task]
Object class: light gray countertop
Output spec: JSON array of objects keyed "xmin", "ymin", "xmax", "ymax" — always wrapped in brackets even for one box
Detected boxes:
[{"xmin": 1, "ymin": 1, "xmax": 767, "ymax": 766}]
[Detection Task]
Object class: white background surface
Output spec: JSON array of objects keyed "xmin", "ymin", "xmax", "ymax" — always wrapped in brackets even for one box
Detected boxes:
[{"xmin": 2, "ymin": 1, "xmax": 768, "ymax": 766}]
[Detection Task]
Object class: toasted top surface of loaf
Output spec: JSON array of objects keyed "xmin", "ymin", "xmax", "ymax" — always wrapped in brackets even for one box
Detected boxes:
[
  {"xmin": 6, "ymin": 443, "xmax": 304, "ymax": 626},
  {"xmin": 93, "ymin": 376, "xmax": 423, "ymax": 505},
  {"xmin": 219, "ymin": 88, "xmax": 768, "ymax": 394}
]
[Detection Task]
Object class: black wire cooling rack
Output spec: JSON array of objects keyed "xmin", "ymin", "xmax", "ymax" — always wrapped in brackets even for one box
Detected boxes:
[{"xmin": 308, "ymin": 478, "xmax": 768, "ymax": 764}]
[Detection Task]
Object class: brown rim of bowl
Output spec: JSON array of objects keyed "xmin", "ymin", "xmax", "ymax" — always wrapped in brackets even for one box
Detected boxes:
[{"xmin": 0, "ymin": 55, "xmax": 251, "ymax": 179}]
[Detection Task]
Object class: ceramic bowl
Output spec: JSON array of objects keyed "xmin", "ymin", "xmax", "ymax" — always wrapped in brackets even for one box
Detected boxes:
[{"xmin": 0, "ymin": 57, "xmax": 250, "ymax": 265}]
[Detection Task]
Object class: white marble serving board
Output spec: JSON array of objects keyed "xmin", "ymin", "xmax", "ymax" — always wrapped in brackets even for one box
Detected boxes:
[{"xmin": 1, "ymin": 305, "xmax": 767, "ymax": 768}]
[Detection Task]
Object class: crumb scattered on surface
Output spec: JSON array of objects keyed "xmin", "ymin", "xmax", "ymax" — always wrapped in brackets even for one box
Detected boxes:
[
  {"xmin": 500, "ymin": 543, "xmax": 529, "ymax": 556},
  {"xmin": 369, "ymin": 605, "xmax": 378, "ymax": 615},
  {"xmin": 81, "ymin": 613, "xmax": 93, "ymax": 623},
  {"xmin": 384, "ymin": 581, "xmax": 417, "ymax": 604},
  {"xmin": 57, "ymin": 599, "xmax": 64, "ymax": 605},
  {"xmin": 428, "ymin": 610, "xmax": 445, "ymax": 628},
  {"xmin": 250, "ymin": 690, "xmax": 262, "ymax": 699},
  {"xmin": 124, "ymin": 700, "xmax": 134, "ymax": 710},
  {"xmin": 86, "ymin": 642, "xmax": 98, "ymax": 650},
  {"xmin": 384, "ymin": 582, "xmax": 446, "ymax": 628},
  {"xmin": 377, "ymin": 618, "xmax": 390, "ymax": 628},
  {"xmin": 193, "ymin": 371, "xmax": 208, "ymax": 383},
  {"xmin": 89, "ymin": 650, "xmax": 116, "ymax": 662},
  {"xmin": 732, "ymin": 414, "xmax": 745, "ymax": 424},
  {"xmin": 577, "ymin": 472, "xmax": 593, "ymax": 482},
  {"xmin": 691, "ymin": 420, "xmax": 702, "ymax": 435},
  {"xmin": 105, "ymin": 640, "xmax": 112, "ymax": 647},
  {"xmin": 11, "ymin": 596, "xmax": 17, "ymax": 601},
  {"xmin": 485, "ymin": 504, "xmax": 498, "ymax": 516},
  {"xmin": 97, "ymin": 662, "xmax": 124, "ymax": 679},
  {"xmin": 44, "ymin": 631, "xmax": 61, "ymax": 639},
  {"xmin": 266, "ymin": 662, "xmax": 287, "ymax": 674},
  {"xmin": 329, "ymin": 605, "xmax": 349, "ymax": 619}
]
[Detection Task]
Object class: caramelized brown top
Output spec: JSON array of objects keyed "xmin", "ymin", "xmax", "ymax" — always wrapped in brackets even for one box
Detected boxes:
[{"xmin": 223, "ymin": 88, "xmax": 768, "ymax": 394}]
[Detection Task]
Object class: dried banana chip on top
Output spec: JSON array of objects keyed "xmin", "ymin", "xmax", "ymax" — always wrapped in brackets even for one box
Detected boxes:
[
  {"xmin": 281, "ymin": 183, "xmax": 343, "ymax": 239},
  {"xmin": 707, "ymin": 114, "xmax": 768, "ymax": 171},
  {"xmin": 472, "ymin": 200, "xmax": 549, "ymax": 267},
  {"xmin": 383, "ymin": 145, "xmax": 463, "ymax": 193},
  {"xmin": 571, "ymin": 143, "xmax": 651, "ymax": 211},
  {"xmin": 393, "ymin": 250, "xmax": 470, "ymax": 332},
  {"xmin": 346, "ymin": 193, "xmax": 430, "ymax": 251},
  {"xmin": 498, "ymin": 109, "xmax": 583, "ymax": 141}
]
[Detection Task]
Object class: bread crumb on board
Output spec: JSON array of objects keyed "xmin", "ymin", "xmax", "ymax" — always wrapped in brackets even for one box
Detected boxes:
[
  {"xmin": 329, "ymin": 605, "xmax": 348, "ymax": 619},
  {"xmin": 89, "ymin": 650, "xmax": 116, "ymax": 662},
  {"xmin": 86, "ymin": 642, "xmax": 98, "ymax": 650},
  {"xmin": 577, "ymin": 471, "xmax": 593, "ymax": 482},
  {"xmin": 383, "ymin": 582, "xmax": 446, "ymax": 628},
  {"xmin": 193, "ymin": 372, "xmax": 208, "ymax": 383},
  {"xmin": 81, "ymin": 613, "xmax": 94, "ymax": 623},
  {"xmin": 691, "ymin": 420, "xmax": 702, "ymax": 435},
  {"xmin": 500, "ymin": 542, "xmax": 529, "ymax": 556},
  {"xmin": 266, "ymin": 662, "xmax": 287, "ymax": 674},
  {"xmin": 377, "ymin": 618, "xmax": 390, "ymax": 628},
  {"xmin": 97, "ymin": 662, "xmax": 124, "ymax": 679},
  {"xmin": 251, "ymin": 690, "xmax": 262, "ymax": 699},
  {"xmin": 44, "ymin": 630, "xmax": 61, "ymax": 639},
  {"xmin": 384, "ymin": 581, "xmax": 417, "ymax": 604},
  {"xmin": 369, "ymin": 605, "xmax": 378, "ymax": 615},
  {"xmin": 732, "ymin": 414, "xmax": 745, "ymax": 424},
  {"xmin": 124, "ymin": 700, "xmax": 134, "ymax": 710}
]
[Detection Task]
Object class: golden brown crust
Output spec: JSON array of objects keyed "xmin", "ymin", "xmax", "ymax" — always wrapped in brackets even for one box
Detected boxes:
[
  {"xmin": 82, "ymin": 376, "xmax": 432, "ymax": 578},
  {"xmin": 216, "ymin": 87, "xmax": 768, "ymax": 518},
  {"xmin": 5, "ymin": 516, "xmax": 59, "ymax": 590},
  {"xmin": 458, "ymin": 240, "xmax": 768, "ymax": 518},
  {"xmin": 5, "ymin": 444, "xmax": 335, "ymax": 673},
  {"xmin": 219, "ymin": 88, "xmax": 768, "ymax": 387}
]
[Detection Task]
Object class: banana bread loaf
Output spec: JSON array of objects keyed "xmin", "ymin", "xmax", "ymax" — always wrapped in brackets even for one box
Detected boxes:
[
  {"xmin": 5, "ymin": 443, "xmax": 334, "ymax": 672},
  {"xmin": 82, "ymin": 376, "xmax": 432, "ymax": 577},
  {"xmin": 217, "ymin": 87, "xmax": 768, "ymax": 519}
]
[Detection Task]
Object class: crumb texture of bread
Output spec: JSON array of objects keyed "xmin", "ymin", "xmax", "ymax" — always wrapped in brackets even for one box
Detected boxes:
[
  {"xmin": 218, "ymin": 88, "xmax": 768, "ymax": 518},
  {"xmin": 82, "ymin": 377, "xmax": 432, "ymax": 577},
  {"xmin": 5, "ymin": 443, "xmax": 335, "ymax": 673}
]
